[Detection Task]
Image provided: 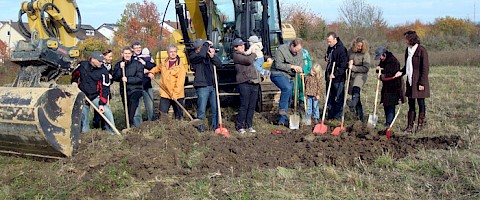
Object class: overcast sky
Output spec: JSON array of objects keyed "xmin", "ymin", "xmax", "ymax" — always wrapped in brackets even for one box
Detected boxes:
[{"xmin": 0, "ymin": 0, "xmax": 477, "ymax": 28}]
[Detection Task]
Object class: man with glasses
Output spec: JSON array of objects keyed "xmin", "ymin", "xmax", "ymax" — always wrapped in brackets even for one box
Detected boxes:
[{"xmin": 269, "ymin": 38, "xmax": 304, "ymax": 127}]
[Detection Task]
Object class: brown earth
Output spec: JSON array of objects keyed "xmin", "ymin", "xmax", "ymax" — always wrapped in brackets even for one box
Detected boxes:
[{"xmin": 61, "ymin": 116, "xmax": 462, "ymax": 198}]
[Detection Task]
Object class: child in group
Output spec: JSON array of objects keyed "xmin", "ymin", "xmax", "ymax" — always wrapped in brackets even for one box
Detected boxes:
[
  {"xmin": 244, "ymin": 35, "xmax": 270, "ymax": 77},
  {"xmin": 304, "ymin": 64, "xmax": 323, "ymax": 125}
]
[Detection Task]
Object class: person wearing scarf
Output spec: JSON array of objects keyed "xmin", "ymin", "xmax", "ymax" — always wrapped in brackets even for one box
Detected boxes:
[{"xmin": 394, "ymin": 30, "xmax": 430, "ymax": 133}]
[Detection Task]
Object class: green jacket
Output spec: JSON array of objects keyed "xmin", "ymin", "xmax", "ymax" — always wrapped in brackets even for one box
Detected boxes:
[{"xmin": 294, "ymin": 49, "xmax": 312, "ymax": 101}]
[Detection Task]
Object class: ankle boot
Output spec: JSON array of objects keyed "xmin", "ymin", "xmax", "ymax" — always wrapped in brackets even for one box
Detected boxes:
[
  {"xmin": 416, "ymin": 112, "xmax": 426, "ymax": 132},
  {"xmin": 403, "ymin": 111, "xmax": 415, "ymax": 133}
]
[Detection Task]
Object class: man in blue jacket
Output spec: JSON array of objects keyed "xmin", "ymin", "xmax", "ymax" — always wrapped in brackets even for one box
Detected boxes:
[
  {"xmin": 71, "ymin": 51, "xmax": 116, "ymax": 134},
  {"xmin": 189, "ymin": 38, "xmax": 222, "ymax": 132}
]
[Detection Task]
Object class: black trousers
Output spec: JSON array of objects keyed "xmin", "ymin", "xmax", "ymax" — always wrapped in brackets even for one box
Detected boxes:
[
  {"xmin": 159, "ymin": 97, "xmax": 184, "ymax": 120},
  {"xmin": 235, "ymin": 82, "xmax": 259, "ymax": 130},
  {"xmin": 408, "ymin": 98, "xmax": 425, "ymax": 113}
]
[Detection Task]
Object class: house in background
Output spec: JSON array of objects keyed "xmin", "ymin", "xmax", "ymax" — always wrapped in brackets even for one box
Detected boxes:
[
  {"xmin": 76, "ymin": 24, "xmax": 108, "ymax": 43},
  {"xmin": 97, "ymin": 23, "xmax": 119, "ymax": 44}
]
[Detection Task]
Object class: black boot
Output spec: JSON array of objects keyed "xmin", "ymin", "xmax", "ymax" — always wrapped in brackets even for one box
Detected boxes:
[
  {"xmin": 356, "ymin": 101, "xmax": 364, "ymax": 122},
  {"xmin": 349, "ymin": 95, "xmax": 359, "ymax": 113},
  {"xmin": 403, "ymin": 111, "xmax": 415, "ymax": 133},
  {"xmin": 416, "ymin": 112, "xmax": 426, "ymax": 132}
]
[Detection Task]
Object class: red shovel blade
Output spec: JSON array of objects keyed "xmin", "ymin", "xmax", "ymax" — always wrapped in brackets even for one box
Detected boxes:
[
  {"xmin": 215, "ymin": 124, "xmax": 230, "ymax": 138},
  {"xmin": 313, "ymin": 120, "xmax": 328, "ymax": 134},
  {"xmin": 331, "ymin": 125, "xmax": 344, "ymax": 135},
  {"xmin": 386, "ymin": 128, "xmax": 391, "ymax": 140}
]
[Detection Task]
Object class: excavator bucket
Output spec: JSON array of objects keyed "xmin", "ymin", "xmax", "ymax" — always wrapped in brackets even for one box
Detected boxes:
[{"xmin": 0, "ymin": 87, "xmax": 84, "ymax": 158}]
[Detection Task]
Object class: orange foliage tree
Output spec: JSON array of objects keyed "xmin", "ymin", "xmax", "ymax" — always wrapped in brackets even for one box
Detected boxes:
[
  {"xmin": 0, "ymin": 40, "xmax": 8, "ymax": 62},
  {"xmin": 281, "ymin": 2, "xmax": 326, "ymax": 41},
  {"xmin": 387, "ymin": 20, "xmax": 430, "ymax": 42},
  {"xmin": 114, "ymin": 0, "xmax": 169, "ymax": 53},
  {"xmin": 432, "ymin": 16, "xmax": 476, "ymax": 37}
]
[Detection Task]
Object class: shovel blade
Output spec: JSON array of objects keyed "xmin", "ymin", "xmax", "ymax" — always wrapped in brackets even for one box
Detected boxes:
[
  {"xmin": 386, "ymin": 128, "xmax": 391, "ymax": 139},
  {"xmin": 289, "ymin": 114, "xmax": 300, "ymax": 129},
  {"xmin": 367, "ymin": 114, "xmax": 378, "ymax": 128},
  {"xmin": 313, "ymin": 121, "xmax": 328, "ymax": 134},
  {"xmin": 331, "ymin": 126, "xmax": 344, "ymax": 135},
  {"xmin": 215, "ymin": 124, "xmax": 230, "ymax": 138}
]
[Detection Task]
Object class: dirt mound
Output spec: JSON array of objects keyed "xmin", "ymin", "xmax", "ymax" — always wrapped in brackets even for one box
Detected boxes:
[{"xmin": 63, "ymin": 119, "xmax": 462, "ymax": 197}]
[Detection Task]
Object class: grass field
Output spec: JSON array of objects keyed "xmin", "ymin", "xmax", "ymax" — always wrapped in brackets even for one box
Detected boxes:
[{"xmin": 0, "ymin": 65, "xmax": 479, "ymax": 199}]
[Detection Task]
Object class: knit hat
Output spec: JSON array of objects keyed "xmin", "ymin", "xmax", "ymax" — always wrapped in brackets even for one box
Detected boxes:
[
  {"xmin": 141, "ymin": 48, "xmax": 150, "ymax": 56},
  {"xmin": 248, "ymin": 35, "xmax": 260, "ymax": 43}
]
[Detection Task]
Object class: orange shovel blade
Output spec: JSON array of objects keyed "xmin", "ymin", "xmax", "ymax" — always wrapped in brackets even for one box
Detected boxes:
[
  {"xmin": 215, "ymin": 124, "xmax": 230, "ymax": 138},
  {"xmin": 313, "ymin": 121, "xmax": 328, "ymax": 134},
  {"xmin": 331, "ymin": 125, "xmax": 344, "ymax": 135},
  {"xmin": 386, "ymin": 128, "xmax": 391, "ymax": 140}
]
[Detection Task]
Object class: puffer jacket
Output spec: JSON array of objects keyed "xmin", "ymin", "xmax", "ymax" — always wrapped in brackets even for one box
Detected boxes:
[{"xmin": 112, "ymin": 59, "xmax": 144, "ymax": 96}]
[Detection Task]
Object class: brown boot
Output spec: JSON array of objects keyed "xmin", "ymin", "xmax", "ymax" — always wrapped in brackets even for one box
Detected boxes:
[
  {"xmin": 416, "ymin": 112, "xmax": 426, "ymax": 132},
  {"xmin": 403, "ymin": 111, "xmax": 415, "ymax": 133}
]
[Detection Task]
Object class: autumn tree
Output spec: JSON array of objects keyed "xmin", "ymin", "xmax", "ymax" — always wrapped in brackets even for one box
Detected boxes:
[
  {"xmin": 77, "ymin": 38, "xmax": 110, "ymax": 61},
  {"xmin": 0, "ymin": 40, "xmax": 8, "ymax": 62},
  {"xmin": 387, "ymin": 20, "xmax": 430, "ymax": 42},
  {"xmin": 338, "ymin": 0, "xmax": 387, "ymax": 41},
  {"xmin": 114, "ymin": 0, "xmax": 168, "ymax": 53},
  {"xmin": 281, "ymin": 3, "xmax": 326, "ymax": 41},
  {"xmin": 432, "ymin": 16, "xmax": 477, "ymax": 37}
]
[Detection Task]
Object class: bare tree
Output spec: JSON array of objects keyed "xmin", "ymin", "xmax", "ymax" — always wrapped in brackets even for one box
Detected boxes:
[{"xmin": 338, "ymin": 0, "xmax": 387, "ymax": 35}]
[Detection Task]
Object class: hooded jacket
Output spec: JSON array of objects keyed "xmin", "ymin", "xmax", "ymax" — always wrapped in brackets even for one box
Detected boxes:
[
  {"xmin": 150, "ymin": 56, "xmax": 187, "ymax": 99},
  {"xmin": 325, "ymin": 37, "xmax": 348, "ymax": 82},
  {"xmin": 189, "ymin": 42, "xmax": 222, "ymax": 87},
  {"xmin": 112, "ymin": 59, "xmax": 144, "ymax": 96},
  {"xmin": 71, "ymin": 60, "xmax": 111, "ymax": 105}
]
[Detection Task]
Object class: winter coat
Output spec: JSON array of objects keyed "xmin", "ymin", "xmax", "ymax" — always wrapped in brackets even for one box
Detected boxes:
[
  {"xmin": 189, "ymin": 42, "xmax": 222, "ymax": 87},
  {"xmin": 270, "ymin": 43, "xmax": 304, "ymax": 78},
  {"xmin": 232, "ymin": 50, "xmax": 260, "ymax": 84},
  {"xmin": 112, "ymin": 59, "xmax": 144, "ymax": 96},
  {"xmin": 71, "ymin": 60, "xmax": 111, "ymax": 105},
  {"xmin": 325, "ymin": 37, "xmax": 348, "ymax": 83},
  {"xmin": 135, "ymin": 55, "xmax": 157, "ymax": 90},
  {"xmin": 400, "ymin": 45, "xmax": 430, "ymax": 98},
  {"xmin": 378, "ymin": 52, "xmax": 405, "ymax": 106},
  {"xmin": 150, "ymin": 57, "xmax": 187, "ymax": 99},
  {"xmin": 347, "ymin": 49, "xmax": 370, "ymax": 94},
  {"xmin": 304, "ymin": 75, "xmax": 322, "ymax": 97},
  {"xmin": 244, "ymin": 42, "xmax": 264, "ymax": 59}
]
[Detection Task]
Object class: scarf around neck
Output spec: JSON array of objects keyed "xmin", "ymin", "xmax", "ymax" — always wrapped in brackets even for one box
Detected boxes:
[{"xmin": 406, "ymin": 44, "xmax": 418, "ymax": 86}]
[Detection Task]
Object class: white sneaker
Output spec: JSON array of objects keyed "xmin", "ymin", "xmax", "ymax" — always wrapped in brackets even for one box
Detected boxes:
[
  {"xmin": 248, "ymin": 127, "xmax": 256, "ymax": 133},
  {"xmin": 238, "ymin": 128, "xmax": 246, "ymax": 134}
]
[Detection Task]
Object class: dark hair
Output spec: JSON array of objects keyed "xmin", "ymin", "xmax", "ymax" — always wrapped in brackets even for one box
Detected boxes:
[
  {"xmin": 131, "ymin": 41, "xmax": 141, "ymax": 48},
  {"xmin": 289, "ymin": 38, "xmax": 303, "ymax": 47},
  {"xmin": 326, "ymin": 32, "xmax": 337, "ymax": 38},
  {"xmin": 102, "ymin": 49, "xmax": 112, "ymax": 55},
  {"xmin": 122, "ymin": 46, "xmax": 133, "ymax": 53},
  {"xmin": 404, "ymin": 30, "xmax": 420, "ymax": 45}
]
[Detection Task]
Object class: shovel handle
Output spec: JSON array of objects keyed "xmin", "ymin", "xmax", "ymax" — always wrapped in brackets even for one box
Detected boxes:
[
  {"xmin": 151, "ymin": 78, "xmax": 195, "ymax": 121},
  {"xmin": 373, "ymin": 69, "xmax": 381, "ymax": 115},
  {"xmin": 121, "ymin": 66, "xmax": 130, "ymax": 129},
  {"xmin": 320, "ymin": 62, "xmax": 335, "ymax": 122},
  {"xmin": 389, "ymin": 105, "xmax": 402, "ymax": 128},
  {"xmin": 84, "ymin": 97, "xmax": 122, "ymax": 136}
]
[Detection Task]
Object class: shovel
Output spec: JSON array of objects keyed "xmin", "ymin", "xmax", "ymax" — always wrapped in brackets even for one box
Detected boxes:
[
  {"xmin": 289, "ymin": 73, "xmax": 300, "ymax": 129},
  {"xmin": 85, "ymin": 97, "xmax": 122, "ymax": 136},
  {"xmin": 386, "ymin": 105, "xmax": 402, "ymax": 139},
  {"xmin": 300, "ymin": 73, "xmax": 311, "ymax": 125},
  {"xmin": 313, "ymin": 62, "xmax": 335, "ymax": 134},
  {"xmin": 151, "ymin": 79, "xmax": 203, "ymax": 126},
  {"xmin": 121, "ymin": 62, "xmax": 130, "ymax": 129},
  {"xmin": 213, "ymin": 65, "xmax": 230, "ymax": 137},
  {"xmin": 368, "ymin": 69, "xmax": 381, "ymax": 128},
  {"xmin": 332, "ymin": 67, "xmax": 352, "ymax": 135}
]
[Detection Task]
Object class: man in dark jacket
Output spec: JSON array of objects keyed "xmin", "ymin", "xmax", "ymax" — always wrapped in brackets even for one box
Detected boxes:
[
  {"xmin": 232, "ymin": 38, "xmax": 260, "ymax": 133},
  {"xmin": 375, "ymin": 47, "xmax": 405, "ymax": 128},
  {"xmin": 131, "ymin": 42, "xmax": 156, "ymax": 125},
  {"xmin": 189, "ymin": 38, "xmax": 222, "ymax": 132},
  {"xmin": 112, "ymin": 46, "xmax": 144, "ymax": 128},
  {"xmin": 270, "ymin": 38, "xmax": 304, "ymax": 126},
  {"xmin": 325, "ymin": 32, "xmax": 348, "ymax": 121},
  {"xmin": 71, "ymin": 51, "xmax": 116, "ymax": 134}
]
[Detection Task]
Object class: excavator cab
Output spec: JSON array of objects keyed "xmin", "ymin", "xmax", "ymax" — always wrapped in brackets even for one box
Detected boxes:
[{"xmin": 0, "ymin": 0, "xmax": 83, "ymax": 158}]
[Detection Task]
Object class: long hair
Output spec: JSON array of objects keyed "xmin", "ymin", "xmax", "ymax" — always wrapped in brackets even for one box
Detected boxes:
[
  {"xmin": 312, "ymin": 64, "xmax": 322, "ymax": 80},
  {"xmin": 350, "ymin": 36, "xmax": 369, "ymax": 54},
  {"xmin": 404, "ymin": 30, "xmax": 420, "ymax": 45}
]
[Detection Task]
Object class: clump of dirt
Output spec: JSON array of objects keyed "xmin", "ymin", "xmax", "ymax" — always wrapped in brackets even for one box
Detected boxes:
[{"xmin": 63, "ymin": 118, "xmax": 462, "ymax": 197}]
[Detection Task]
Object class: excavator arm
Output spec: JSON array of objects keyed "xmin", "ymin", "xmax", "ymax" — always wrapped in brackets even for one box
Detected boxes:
[{"xmin": 0, "ymin": 0, "xmax": 84, "ymax": 158}]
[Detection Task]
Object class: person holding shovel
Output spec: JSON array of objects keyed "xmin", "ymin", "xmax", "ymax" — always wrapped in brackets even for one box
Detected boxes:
[
  {"xmin": 347, "ymin": 36, "xmax": 371, "ymax": 122},
  {"xmin": 71, "ymin": 51, "xmax": 116, "ymax": 134},
  {"xmin": 232, "ymin": 38, "xmax": 260, "ymax": 133},
  {"xmin": 395, "ymin": 30, "xmax": 430, "ymax": 133},
  {"xmin": 112, "ymin": 46, "xmax": 144, "ymax": 128},
  {"xmin": 270, "ymin": 38, "xmax": 304, "ymax": 127},
  {"xmin": 148, "ymin": 45, "xmax": 187, "ymax": 120},
  {"xmin": 375, "ymin": 47, "xmax": 405, "ymax": 128},
  {"xmin": 325, "ymin": 32, "xmax": 348, "ymax": 121}
]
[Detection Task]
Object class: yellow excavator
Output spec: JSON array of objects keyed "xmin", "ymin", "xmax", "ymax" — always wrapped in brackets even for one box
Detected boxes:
[
  {"xmin": 0, "ymin": 0, "xmax": 83, "ymax": 158},
  {"xmin": 157, "ymin": 0, "xmax": 286, "ymax": 111}
]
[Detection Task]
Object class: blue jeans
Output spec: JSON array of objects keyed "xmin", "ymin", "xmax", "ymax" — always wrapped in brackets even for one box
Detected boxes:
[
  {"xmin": 326, "ymin": 81, "xmax": 345, "ymax": 120},
  {"xmin": 270, "ymin": 73, "xmax": 293, "ymax": 124},
  {"xmin": 82, "ymin": 97, "xmax": 116, "ymax": 134},
  {"xmin": 306, "ymin": 95, "xmax": 320, "ymax": 119},
  {"xmin": 254, "ymin": 58, "xmax": 268, "ymax": 75},
  {"xmin": 196, "ymin": 86, "xmax": 218, "ymax": 131},
  {"xmin": 134, "ymin": 88, "xmax": 156, "ymax": 126},
  {"xmin": 384, "ymin": 105, "xmax": 395, "ymax": 127}
]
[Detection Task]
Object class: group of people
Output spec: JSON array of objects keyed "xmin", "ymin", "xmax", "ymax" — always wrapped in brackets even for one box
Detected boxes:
[{"xmin": 72, "ymin": 29, "xmax": 429, "ymax": 135}]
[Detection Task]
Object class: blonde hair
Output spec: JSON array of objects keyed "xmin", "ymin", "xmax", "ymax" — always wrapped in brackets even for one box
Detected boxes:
[
  {"xmin": 350, "ymin": 36, "xmax": 369, "ymax": 54},
  {"xmin": 312, "ymin": 64, "xmax": 322, "ymax": 80}
]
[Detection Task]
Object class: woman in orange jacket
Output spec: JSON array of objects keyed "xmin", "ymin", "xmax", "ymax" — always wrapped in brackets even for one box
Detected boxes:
[{"xmin": 148, "ymin": 45, "xmax": 187, "ymax": 120}]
